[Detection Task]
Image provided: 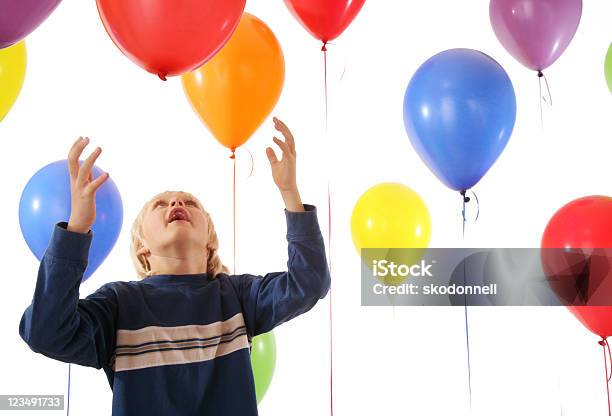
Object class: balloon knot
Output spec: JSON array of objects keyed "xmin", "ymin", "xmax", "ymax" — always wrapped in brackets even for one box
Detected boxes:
[
  {"xmin": 229, "ymin": 148, "xmax": 236, "ymax": 159},
  {"xmin": 537, "ymin": 71, "xmax": 543, "ymax": 78},
  {"xmin": 460, "ymin": 190, "xmax": 471, "ymax": 203},
  {"xmin": 158, "ymin": 73, "xmax": 167, "ymax": 81},
  {"xmin": 600, "ymin": 338, "xmax": 608, "ymax": 347},
  {"xmin": 321, "ymin": 42, "xmax": 328, "ymax": 52}
]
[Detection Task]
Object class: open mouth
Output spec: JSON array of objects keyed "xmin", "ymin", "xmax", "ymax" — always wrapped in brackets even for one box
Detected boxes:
[{"xmin": 168, "ymin": 208, "xmax": 190, "ymax": 224}]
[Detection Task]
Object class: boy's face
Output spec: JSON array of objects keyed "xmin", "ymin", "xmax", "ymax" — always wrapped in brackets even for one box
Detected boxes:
[{"xmin": 137, "ymin": 191, "xmax": 210, "ymax": 258}]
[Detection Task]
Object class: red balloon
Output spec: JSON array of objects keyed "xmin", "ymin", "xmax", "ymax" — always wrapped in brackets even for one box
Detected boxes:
[
  {"xmin": 96, "ymin": 0, "xmax": 245, "ymax": 80},
  {"xmin": 541, "ymin": 196, "xmax": 612, "ymax": 338},
  {"xmin": 283, "ymin": 0, "xmax": 365, "ymax": 43}
]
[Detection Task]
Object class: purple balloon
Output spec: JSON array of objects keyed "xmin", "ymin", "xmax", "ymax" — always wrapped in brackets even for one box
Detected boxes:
[
  {"xmin": 490, "ymin": 0, "xmax": 582, "ymax": 72},
  {"xmin": 0, "ymin": 0, "xmax": 62, "ymax": 49}
]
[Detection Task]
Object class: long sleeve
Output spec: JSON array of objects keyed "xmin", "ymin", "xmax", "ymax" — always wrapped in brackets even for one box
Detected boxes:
[
  {"xmin": 19, "ymin": 222, "xmax": 118, "ymax": 370},
  {"xmin": 229, "ymin": 203, "xmax": 331, "ymax": 337}
]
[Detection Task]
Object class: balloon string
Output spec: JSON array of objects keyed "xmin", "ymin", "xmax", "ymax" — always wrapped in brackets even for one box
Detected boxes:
[
  {"xmin": 230, "ymin": 147, "xmax": 254, "ymax": 180},
  {"xmin": 460, "ymin": 192, "xmax": 475, "ymax": 409},
  {"xmin": 322, "ymin": 40, "xmax": 333, "ymax": 416},
  {"xmin": 538, "ymin": 73, "xmax": 544, "ymax": 129},
  {"xmin": 471, "ymin": 190, "xmax": 480, "ymax": 224},
  {"xmin": 230, "ymin": 149, "xmax": 236, "ymax": 274},
  {"xmin": 606, "ymin": 340, "xmax": 612, "ymax": 383},
  {"xmin": 245, "ymin": 148, "xmax": 254, "ymax": 179},
  {"xmin": 537, "ymin": 71, "xmax": 553, "ymax": 129},
  {"xmin": 601, "ymin": 337, "xmax": 612, "ymax": 383},
  {"xmin": 599, "ymin": 337, "xmax": 612, "ymax": 416},
  {"xmin": 462, "ymin": 243, "xmax": 473, "ymax": 410},
  {"xmin": 460, "ymin": 190, "xmax": 480, "ymax": 238},
  {"xmin": 66, "ymin": 363, "xmax": 71, "ymax": 416},
  {"xmin": 541, "ymin": 71, "xmax": 553, "ymax": 106},
  {"xmin": 328, "ymin": 180, "xmax": 334, "ymax": 416},
  {"xmin": 322, "ymin": 41, "xmax": 329, "ymax": 132},
  {"xmin": 557, "ymin": 378, "xmax": 564, "ymax": 416},
  {"xmin": 460, "ymin": 191, "xmax": 470, "ymax": 238}
]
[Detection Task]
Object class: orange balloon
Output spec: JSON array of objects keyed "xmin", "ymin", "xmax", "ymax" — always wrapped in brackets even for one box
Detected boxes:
[{"xmin": 181, "ymin": 13, "xmax": 285, "ymax": 152}]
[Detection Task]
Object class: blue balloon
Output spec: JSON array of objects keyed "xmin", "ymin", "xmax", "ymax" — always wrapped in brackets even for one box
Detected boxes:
[
  {"xmin": 403, "ymin": 48, "xmax": 517, "ymax": 192},
  {"xmin": 19, "ymin": 160, "xmax": 123, "ymax": 281}
]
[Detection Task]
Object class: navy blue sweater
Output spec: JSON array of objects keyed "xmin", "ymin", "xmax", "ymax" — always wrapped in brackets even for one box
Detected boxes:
[{"xmin": 19, "ymin": 204, "xmax": 330, "ymax": 415}]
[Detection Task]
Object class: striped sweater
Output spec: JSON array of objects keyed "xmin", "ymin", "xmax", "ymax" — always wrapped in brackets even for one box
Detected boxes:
[{"xmin": 19, "ymin": 203, "xmax": 330, "ymax": 415}]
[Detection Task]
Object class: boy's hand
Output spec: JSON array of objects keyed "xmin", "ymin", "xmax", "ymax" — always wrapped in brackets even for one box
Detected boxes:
[
  {"xmin": 67, "ymin": 137, "xmax": 110, "ymax": 234},
  {"xmin": 266, "ymin": 117, "xmax": 304, "ymax": 212},
  {"xmin": 266, "ymin": 117, "xmax": 297, "ymax": 192}
]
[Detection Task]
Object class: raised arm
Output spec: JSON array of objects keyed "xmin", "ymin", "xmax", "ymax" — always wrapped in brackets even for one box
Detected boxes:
[
  {"xmin": 230, "ymin": 204, "xmax": 330, "ymax": 337},
  {"xmin": 229, "ymin": 118, "xmax": 330, "ymax": 337},
  {"xmin": 19, "ymin": 136, "xmax": 116, "ymax": 369}
]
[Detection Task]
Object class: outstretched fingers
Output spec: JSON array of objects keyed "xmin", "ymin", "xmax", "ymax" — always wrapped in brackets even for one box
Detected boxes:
[
  {"xmin": 265, "ymin": 147, "xmax": 279, "ymax": 165},
  {"xmin": 272, "ymin": 136, "xmax": 290, "ymax": 157},
  {"xmin": 85, "ymin": 171, "xmax": 110, "ymax": 195},
  {"xmin": 77, "ymin": 146, "xmax": 103, "ymax": 187},
  {"xmin": 68, "ymin": 136, "xmax": 89, "ymax": 182},
  {"xmin": 273, "ymin": 117, "xmax": 296, "ymax": 155}
]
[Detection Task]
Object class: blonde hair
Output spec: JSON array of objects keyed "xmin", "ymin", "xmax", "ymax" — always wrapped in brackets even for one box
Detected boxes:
[{"xmin": 130, "ymin": 191, "xmax": 230, "ymax": 279}]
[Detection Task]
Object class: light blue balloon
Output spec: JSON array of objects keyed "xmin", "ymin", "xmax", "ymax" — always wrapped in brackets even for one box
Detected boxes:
[
  {"xmin": 403, "ymin": 48, "xmax": 517, "ymax": 192},
  {"xmin": 19, "ymin": 160, "xmax": 123, "ymax": 281}
]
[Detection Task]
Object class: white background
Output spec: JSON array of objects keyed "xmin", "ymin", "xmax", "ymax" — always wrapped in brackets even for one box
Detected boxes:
[{"xmin": 2, "ymin": 0, "xmax": 611, "ymax": 415}]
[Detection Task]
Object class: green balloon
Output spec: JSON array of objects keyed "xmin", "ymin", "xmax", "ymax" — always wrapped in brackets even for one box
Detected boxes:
[
  {"xmin": 606, "ymin": 43, "xmax": 612, "ymax": 93},
  {"xmin": 251, "ymin": 331, "xmax": 276, "ymax": 404}
]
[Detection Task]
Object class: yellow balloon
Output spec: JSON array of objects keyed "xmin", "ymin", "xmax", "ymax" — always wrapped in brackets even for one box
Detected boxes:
[
  {"xmin": 351, "ymin": 183, "xmax": 431, "ymax": 285},
  {"xmin": 0, "ymin": 41, "xmax": 27, "ymax": 122}
]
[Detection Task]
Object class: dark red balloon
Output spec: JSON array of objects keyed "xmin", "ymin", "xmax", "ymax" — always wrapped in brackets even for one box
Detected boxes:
[
  {"xmin": 541, "ymin": 196, "xmax": 612, "ymax": 338},
  {"xmin": 96, "ymin": 0, "xmax": 245, "ymax": 80},
  {"xmin": 283, "ymin": 0, "xmax": 365, "ymax": 43}
]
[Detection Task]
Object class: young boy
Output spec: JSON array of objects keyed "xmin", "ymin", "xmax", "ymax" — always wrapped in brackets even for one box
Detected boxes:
[{"xmin": 19, "ymin": 117, "xmax": 331, "ymax": 415}]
